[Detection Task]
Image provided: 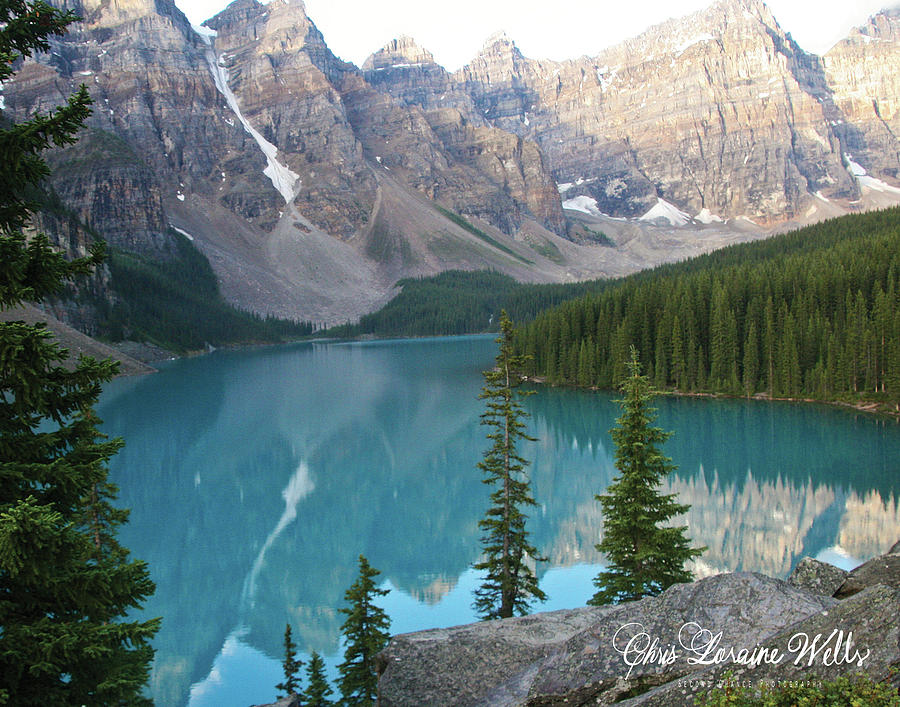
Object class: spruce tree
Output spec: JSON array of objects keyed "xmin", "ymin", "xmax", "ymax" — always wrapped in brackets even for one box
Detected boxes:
[
  {"xmin": 743, "ymin": 320, "xmax": 759, "ymax": 397},
  {"xmin": 589, "ymin": 347, "xmax": 704, "ymax": 605},
  {"xmin": 0, "ymin": 0, "xmax": 159, "ymax": 702},
  {"xmin": 473, "ymin": 310, "xmax": 546, "ymax": 620},
  {"xmin": 337, "ymin": 554, "xmax": 391, "ymax": 706},
  {"xmin": 276, "ymin": 623, "xmax": 303, "ymax": 698},
  {"xmin": 303, "ymin": 651, "xmax": 334, "ymax": 706}
]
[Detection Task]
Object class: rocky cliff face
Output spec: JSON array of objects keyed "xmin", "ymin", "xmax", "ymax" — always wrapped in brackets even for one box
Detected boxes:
[
  {"xmin": 823, "ymin": 9, "xmax": 900, "ymax": 197},
  {"xmin": 369, "ymin": 0, "xmax": 900, "ymax": 226},
  {"xmin": 203, "ymin": 0, "xmax": 376, "ymax": 236},
  {"xmin": 4, "ymin": 0, "xmax": 900, "ymax": 326},
  {"xmin": 358, "ymin": 35, "xmax": 566, "ymax": 236},
  {"xmin": 449, "ymin": 0, "xmax": 861, "ymax": 222}
]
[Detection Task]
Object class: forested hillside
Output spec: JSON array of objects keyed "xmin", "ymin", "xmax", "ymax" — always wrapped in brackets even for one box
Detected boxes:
[
  {"xmin": 329, "ymin": 270, "xmax": 613, "ymax": 337},
  {"xmin": 99, "ymin": 231, "xmax": 315, "ymax": 352},
  {"xmin": 514, "ymin": 209, "xmax": 900, "ymax": 406}
]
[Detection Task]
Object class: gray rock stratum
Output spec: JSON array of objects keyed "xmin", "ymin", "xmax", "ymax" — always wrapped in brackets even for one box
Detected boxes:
[
  {"xmin": 5, "ymin": 0, "xmax": 900, "ymax": 325},
  {"xmin": 377, "ymin": 543, "xmax": 900, "ymax": 706}
]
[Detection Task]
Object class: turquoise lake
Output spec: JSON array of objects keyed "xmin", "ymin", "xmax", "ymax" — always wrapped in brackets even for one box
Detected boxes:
[{"xmin": 96, "ymin": 335, "xmax": 900, "ymax": 706}]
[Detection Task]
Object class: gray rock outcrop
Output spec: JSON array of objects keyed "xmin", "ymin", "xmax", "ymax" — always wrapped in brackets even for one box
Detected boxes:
[
  {"xmin": 378, "ymin": 544, "xmax": 900, "ymax": 706},
  {"xmin": 633, "ymin": 584, "xmax": 900, "ymax": 706},
  {"xmin": 377, "ymin": 573, "xmax": 836, "ymax": 706},
  {"xmin": 786, "ymin": 557, "xmax": 849, "ymax": 597},
  {"xmin": 835, "ymin": 553, "xmax": 900, "ymax": 598}
]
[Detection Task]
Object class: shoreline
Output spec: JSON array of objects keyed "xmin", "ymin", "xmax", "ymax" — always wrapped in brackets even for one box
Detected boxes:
[
  {"xmin": 105, "ymin": 330, "xmax": 900, "ymax": 421},
  {"xmin": 525, "ymin": 375, "xmax": 900, "ymax": 420}
]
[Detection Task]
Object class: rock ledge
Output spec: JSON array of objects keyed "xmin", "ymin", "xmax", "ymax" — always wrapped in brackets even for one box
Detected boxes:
[{"xmin": 378, "ymin": 543, "xmax": 900, "ymax": 706}]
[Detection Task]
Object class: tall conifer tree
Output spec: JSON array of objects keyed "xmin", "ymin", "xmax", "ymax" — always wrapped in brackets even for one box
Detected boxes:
[
  {"xmin": 473, "ymin": 311, "xmax": 546, "ymax": 620},
  {"xmin": 589, "ymin": 347, "xmax": 704, "ymax": 605},
  {"xmin": 303, "ymin": 650, "xmax": 334, "ymax": 706},
  {"xmin": 0, "ymin": 0, "xmax": 159, "ymax": 701},
  {"xmin": 337, "ymin": 555, "xmax": 390, "ymax": 706},
  {"xmin": 743, "ymin": 321, "xmax": 759, "ymax": 397},
  {"xmin": 276, "ymin": 623, "xmax": 303, "ymax": 698}
]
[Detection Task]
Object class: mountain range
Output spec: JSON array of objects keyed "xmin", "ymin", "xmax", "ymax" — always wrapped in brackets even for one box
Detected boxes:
[{"xmin": 5, "ymin": 0, "xmax": 900, "ymax": 328}]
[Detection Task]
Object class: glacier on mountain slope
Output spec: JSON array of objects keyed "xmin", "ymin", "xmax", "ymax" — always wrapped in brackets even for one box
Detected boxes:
[{"xmin": 196, "ymin": 26, "xmax": 300, "ymax": 205}]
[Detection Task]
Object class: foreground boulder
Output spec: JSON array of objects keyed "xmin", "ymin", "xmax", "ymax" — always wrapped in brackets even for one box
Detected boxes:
[
  {"xmin": 631, "ymin": 584, "xmax": 900, "ymax": 706},
  {"xmin": 377, "ymin": 573, "xmax": 835, "ymax": 706},
  {"xmin": 786, "ymin": 557, "xmax": 849, "ymax": 597},
  {"xmin": 835, "ymin": 553, "xmax": 900, "ymax": 598},
  {"xmin": 378, "ymin": 542, "xmax": 900, "ymax": 706}
]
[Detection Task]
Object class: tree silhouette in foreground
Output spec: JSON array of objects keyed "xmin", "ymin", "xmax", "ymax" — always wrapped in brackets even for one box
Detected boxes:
[
  {"xmin": 590, "ymin": 347, "xmax": 704, "ymax": 605},
  {"xmin": 304, "ymin": 650, "xmax": 334, "ymax": 706},
  {"xmin": 337, "ymin": 554, "xmax": 391, "ymax": 705},
  {"xmin": 276, "ymin": 623, "xmax": 303, "ymax": 698},
  {"xmin": 473, "ymin": 311, "xmax": 546, "ymax": 620},
  {"xmin": 0, "ymin": 0, "xmax": 159, "ymax": 702}
]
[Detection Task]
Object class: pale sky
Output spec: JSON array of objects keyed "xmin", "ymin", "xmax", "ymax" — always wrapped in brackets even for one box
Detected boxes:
[{"xmin": 176, "ymin": 0, "xmax": 895, "ymax": 70}]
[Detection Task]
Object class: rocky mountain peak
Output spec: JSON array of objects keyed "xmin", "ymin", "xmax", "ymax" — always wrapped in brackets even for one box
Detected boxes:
[
  {"xmin": 207, "ymin": 0, "xmax": 336, "ymax": 78},
  {"xmin": 481, "ymin": 30, "xmax": 514, "ymax": 50},
  {"xmin": 848, "ymin": 7, "xmax": 900, "ymax": 43},
  {"xmin": 64, "ymin": 0, "xmax": 191, "ymax": 31},
  {"xmin": 257, "ymin": 0, "xmax": 315, "ymax": 30},
  {"xmin": 473, "ymin": 29, "xmax": 524, "ymax": 64},
  {"xmin": 203, "ymin": 0, "xmax": 264, "ymax": 33},
  {"xmin": 205, "ymin": 0, "xmax": 312, "ymax": 35},
  {"xmin": 453, "ymin": 29, "xmax": 529, "ymax": 93},
  {"xmin": 612, "ymin": 0, "xmax": 783, "ymax": 58},
  {"xmin": 362, "ymin": 35, "xmax": 437, "ymax": 71}
]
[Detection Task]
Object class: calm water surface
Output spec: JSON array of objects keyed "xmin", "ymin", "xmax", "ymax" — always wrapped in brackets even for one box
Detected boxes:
[{"xmin": 96, "ymin": 335, "xmax": 900, "ymax": 706}]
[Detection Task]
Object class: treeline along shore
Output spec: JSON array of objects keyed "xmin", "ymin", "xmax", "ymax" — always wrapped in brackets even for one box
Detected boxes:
[{"xmin": 512, "ymin": 208, "xmax": 900, "ymax": 412}]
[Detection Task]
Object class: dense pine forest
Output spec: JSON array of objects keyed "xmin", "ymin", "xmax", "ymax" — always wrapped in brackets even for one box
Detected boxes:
[
  {"xmin": 514, "ymin": 208, "xmax": 900, "ymax": 407},
  {"xmin": 100, "ymin": 230, "xmax": 315, "ymax": 351},
  {"xmin": 34, "ymin": 181, "xmax": 316, "ymax": 352},
  {"xmin": 329, "ymin": 270, "xmax": 613, "ymax": 337}
]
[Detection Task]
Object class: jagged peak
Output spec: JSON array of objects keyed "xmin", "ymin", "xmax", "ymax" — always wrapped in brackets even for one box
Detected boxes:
[
  {"xmin": 207, "ymin": 0, "xmax": 311, "ymax": 32},
  {"xmin": 260, "ymin": 0, "xmax": 310, "ymax": 19},
  {"xmin": 461, "ymin": 29, "xmax": 526, "ymax": 70},
  {"xmin": 206, "ymin": 0, "xmax": 265, "ymax": 30},
  {"xmin": 599, "ymin": 0, "xmax": 787, "ymax": 61},
  {"xmin": 362, "ymin": 35, "xmax": 437, "ymax": 71},
  {"xmin": 482, "ymin": 30, "xmax": 514, "ymax": 49},
  {"xmin": 450, "ymin": 29, "xmax": 531, "ymax": 83},
  {"xmin": 389, "ymin": 35, "xmax": 430, "ymax": 52},
  {"xmin": 73, "ymin": 0, "xmax": 191, "ymax": 28},
  {"xmin": 849, "ymin": 6, "xmax": 900, "ymax": 43}
]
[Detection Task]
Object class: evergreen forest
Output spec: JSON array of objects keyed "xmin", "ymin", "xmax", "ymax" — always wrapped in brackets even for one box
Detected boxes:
[
  {"xmin": 100, "ymin": 231, "xmax": 316, "ymax": 352},
  {"xmin": 329, "ymin": 269, "xmax": 612, "ymax": 337},
  {"xmin": 513, "ymin": 208, "xmax": 900, "ymax": 407},
  {"xmin": 25, "ymin": 179, "xmax": 315, "ymax": 353}
]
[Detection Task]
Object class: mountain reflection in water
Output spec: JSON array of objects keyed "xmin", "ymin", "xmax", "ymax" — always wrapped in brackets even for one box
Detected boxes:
[{"xmin": 96, "ymin": 336, "xmax": 900, "ymax": 705}]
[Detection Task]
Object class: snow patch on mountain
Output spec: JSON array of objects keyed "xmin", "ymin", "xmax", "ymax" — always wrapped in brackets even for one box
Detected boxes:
[
  {"xmin": 172, "ymin": 226, "xmax": 195, "ymax": 241},
  {"xmin": 199, "ymin": 29, "xmax": 300, "ymax": 205},
  {"xmin": 675, "ymin": 33, "xmax": 715, "ymax": 56},
  {"xmin": 639, "ymin": 198, "xmax": 692, "ymax": 226},
  {"xmin": 844, "ymin": 154, "xmax": 900, "ymax": 196},
  {"xmin": 694, "ymin": 208, "xmax": 723, "ymax": 224},
  {"xmin": 562, "ymin": 195, "xmax": 603, "ymax": 216}
]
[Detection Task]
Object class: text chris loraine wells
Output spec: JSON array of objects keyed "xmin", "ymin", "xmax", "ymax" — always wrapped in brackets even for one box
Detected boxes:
[{"xmin": 612, "ymin": 621, "xmax": 870, "ymax": 680}]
